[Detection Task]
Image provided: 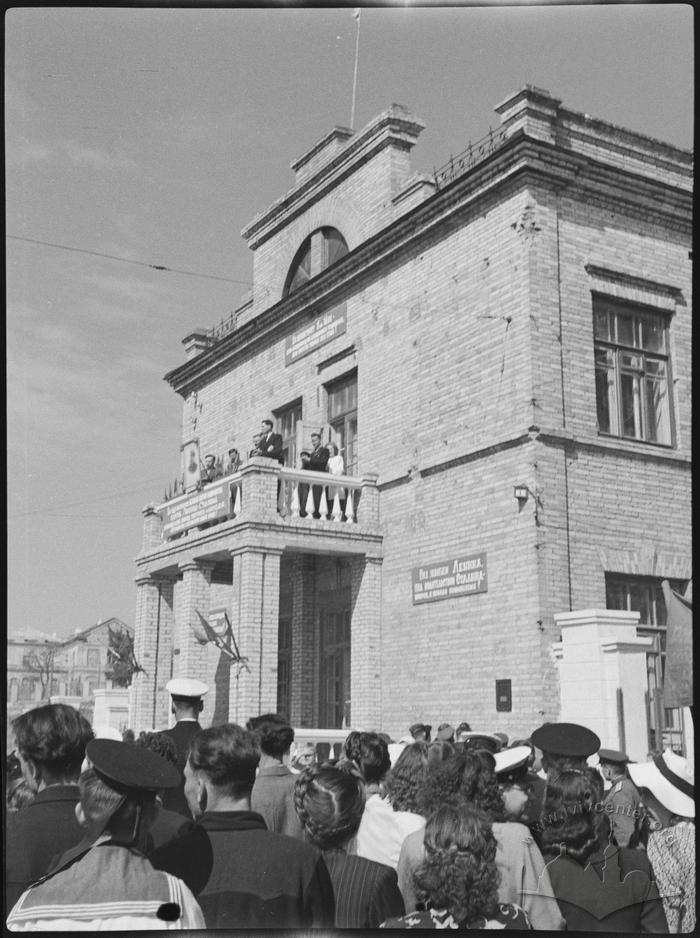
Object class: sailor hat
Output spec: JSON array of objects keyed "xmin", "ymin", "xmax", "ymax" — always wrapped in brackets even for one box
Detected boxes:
[
  {"xmin": 166, "ymin": 678, "xmax": 209, "ymax": 701},
  {"xmin": 494, "ymin": 745, "xmax": 532, "ymax": 778}
]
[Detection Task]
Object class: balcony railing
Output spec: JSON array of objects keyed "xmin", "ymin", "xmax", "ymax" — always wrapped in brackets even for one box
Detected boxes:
[
  {"xmin": 433, "ymin": 125, "xmax": 508, "ymax": 190},
  {"xmin": 154, "ymin": 459, "xmax": 374, "ymax": 541}
]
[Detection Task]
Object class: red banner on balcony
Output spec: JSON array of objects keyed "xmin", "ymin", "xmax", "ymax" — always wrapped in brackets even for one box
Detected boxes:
[{"xmin": 161, "ymin": 479, "xmax": 232, "ymax": 537}]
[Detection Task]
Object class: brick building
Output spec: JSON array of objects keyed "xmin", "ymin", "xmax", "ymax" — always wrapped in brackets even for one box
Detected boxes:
[
  {"xmin": 7, "ymin": 618, "xmax": 133, "ymax": 746},
  {"xmin": 129, "ymin": 87, "xmax": 692, "ymax": 750}
]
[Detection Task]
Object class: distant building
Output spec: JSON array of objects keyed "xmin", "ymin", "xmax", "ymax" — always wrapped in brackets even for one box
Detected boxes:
[
  {"xmin": 6, "ymin": 618, "xmax": 133, "ymax": 744},
  {"xmin": 129, "ymin": 86, "xmax": 691, "ymax": 752}
]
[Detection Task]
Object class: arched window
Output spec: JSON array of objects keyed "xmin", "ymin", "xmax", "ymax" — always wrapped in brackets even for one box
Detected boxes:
[{"xmin": 283, "ymin": 227, "xmax": 348, "ymax": 297}]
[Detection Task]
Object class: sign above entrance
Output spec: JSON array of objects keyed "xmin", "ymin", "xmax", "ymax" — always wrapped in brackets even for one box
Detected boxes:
[
  {"xmin": 412, "ymin": 552, "xmax": 488, "ymax": 605},
  {"xmin": 285, "ymin": 307, "xmax": 347, "ymax": 365}
]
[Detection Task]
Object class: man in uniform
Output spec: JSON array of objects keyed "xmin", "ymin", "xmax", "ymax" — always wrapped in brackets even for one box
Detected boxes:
[
  {"xmin": 7, "ymin": 738, "xmax": 204, "ymax": 930},
  {"xmin": 530, "ymin": 721, "xmax": 600, "ymax": 775},
  {"xmin": 599, "ymin": 748, "xmax": 640, "ymax": 847},
  {"xmin": 160, "ymin": 678, "xmax": 208, "ymax": 817}
]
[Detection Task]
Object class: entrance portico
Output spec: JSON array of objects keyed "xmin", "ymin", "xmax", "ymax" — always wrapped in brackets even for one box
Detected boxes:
[{"xmin": 128, "ymin": 459, "xmax": 383, "ymax": 733}]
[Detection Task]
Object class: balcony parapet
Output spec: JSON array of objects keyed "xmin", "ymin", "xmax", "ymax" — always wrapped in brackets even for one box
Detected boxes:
[{"xmin": 148, "ymin": 458, "xmax": 378, "ymax": 544}]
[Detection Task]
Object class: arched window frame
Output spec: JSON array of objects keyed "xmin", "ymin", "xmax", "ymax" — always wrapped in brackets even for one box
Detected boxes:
[{"xmin": 283, "ymin": 227, "xmax": 348, "ymax": 298}]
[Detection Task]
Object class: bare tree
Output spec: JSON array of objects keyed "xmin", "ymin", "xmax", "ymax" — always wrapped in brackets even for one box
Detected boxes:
[{"xmin": 23, "ymin": 646, "xmax": 59, "ymax": 700}]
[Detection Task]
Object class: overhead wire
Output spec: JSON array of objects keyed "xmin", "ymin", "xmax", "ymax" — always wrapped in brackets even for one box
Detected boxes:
[{"xmin": 7, "ymin": 234, "xmax": 255, "ymax": 287}]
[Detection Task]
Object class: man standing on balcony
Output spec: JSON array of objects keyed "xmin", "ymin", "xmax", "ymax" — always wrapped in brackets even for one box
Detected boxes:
[
  {"xmin": 308, "ymin": 432, "xmax": 329, "ymax": 517},
  {"xmin": 159, "ymin": 678, "xmax": 208, "ymax": 817},
  {"xmin": 260, "ymin": 419, "xmax": 284, "ymax": 464}
]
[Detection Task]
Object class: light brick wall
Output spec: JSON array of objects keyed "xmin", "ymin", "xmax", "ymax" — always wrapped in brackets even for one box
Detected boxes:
[
  {"xmin": 129, "ymin": 575, "xmax": 175, "ymax": 732},
  {"xmin": 140, "ymin": 92, "xmax": 691, "ymax": 739},
  {"xmin": 229, "ymin": 548, "xmax": 281, "ymax": 724},
  {"xmin": 290, "ymin": 555, "xmax": 316, "ymax": 726}
]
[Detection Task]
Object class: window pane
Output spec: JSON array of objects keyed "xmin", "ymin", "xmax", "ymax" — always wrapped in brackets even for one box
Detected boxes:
[
  {"xmin": 593, "ymin": 307, "xmax": 611, "ymax": 341},
  {"xmin": 595, "ymin": 348, "xmax": 616, "ymax": 434},
  {"xmin": 323, "ymin": 228, "xmax": 349, "ymax": 267},
  {"xmin": 644, "ymin": 370, "xmax": 671, "ymax": 444},
  {"xmin": 616, "ymin": 312, "xmax": 637, "ymax": 347},
  {"xmin": 641, "ymin": 315, "xmax": 666, "ymax": 353},
  {"xmin": 620, "ymin": 371, "xmax": 642, "ymax": 438}
]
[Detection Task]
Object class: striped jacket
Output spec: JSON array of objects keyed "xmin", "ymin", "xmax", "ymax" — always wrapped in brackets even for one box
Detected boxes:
[{"xmin": 6, "ymin": 838, "xmax": 205, "ymax": 931}]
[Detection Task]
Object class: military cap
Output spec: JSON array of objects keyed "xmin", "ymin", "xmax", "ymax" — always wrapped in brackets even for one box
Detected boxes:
[
  {"xmin": 530, "ymin": 722, "xmax": 600, "ymax": 758},
  {"xmin": 598, "ymin": 747, "xmax": 630, "ymax": 765},
  {"xmin": 494, "ymin": 745, "xmax": 532, "ymax": 779},
  {"xmin": 460, "ymin": 731, "xmax": 503, "ymax": 753},
  {"xmin": 166, "ymin": 677, "xmax": 209, "ymax": 701},
  {"xmin": 87, "ymin": 739, "xmax": 181, "ymax": 795},
  {"xmin": 436, "ymin": 723, "xmax": 455, "ymax": 741}
]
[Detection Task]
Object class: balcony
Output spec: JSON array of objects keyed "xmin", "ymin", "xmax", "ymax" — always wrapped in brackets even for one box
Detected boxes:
[{"xmin": 141, "ymin": 457, "xmax": 382, "ymax": 564}]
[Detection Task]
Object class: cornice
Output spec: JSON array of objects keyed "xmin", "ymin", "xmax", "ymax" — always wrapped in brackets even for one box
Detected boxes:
[
  {"xmin": 165, "ymin": 131, "xmax": 693, "ymax": 397},
  {"xmin": 241, "ymin": 105, "xmax": 426, "ymax": 249}
]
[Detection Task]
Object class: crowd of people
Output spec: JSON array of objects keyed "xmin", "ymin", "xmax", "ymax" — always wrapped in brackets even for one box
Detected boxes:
[
  {"xmin": 199, "ymin": 419, "xmax": 345, "ymax": 486},
  {"xmin": 5, "ymin": 686, "xmax": 695, "ymax": 931}
]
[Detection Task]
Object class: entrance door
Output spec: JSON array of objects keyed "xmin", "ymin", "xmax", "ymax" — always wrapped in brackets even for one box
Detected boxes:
[{"xmin": 319, "ymin": 606, "xmax": 351, "ymax": 729}]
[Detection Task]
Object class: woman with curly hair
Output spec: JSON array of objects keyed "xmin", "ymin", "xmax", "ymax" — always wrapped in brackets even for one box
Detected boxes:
[
  {"xmin": 384, "ymin": 742, "xmax": 428, "ymax": 814},
  {"xmin": 397, "ymin": 748, "xmax": 565, "ymax": 930},
  {"xmin": 381, "ymin": 805, "xmax": 530, "ymax": 929},
  {"xmin": 540, "ymin": 767, "xmax": 668, "ymax": 932},
  {"xmin": 294, "ymin": 762, "xmax": 405, "ymax": 928}
]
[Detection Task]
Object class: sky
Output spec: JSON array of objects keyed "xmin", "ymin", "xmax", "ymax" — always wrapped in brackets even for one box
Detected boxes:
[{"xmin": 5, "ymin": 3, "xmax": 694, "ymax": 640}]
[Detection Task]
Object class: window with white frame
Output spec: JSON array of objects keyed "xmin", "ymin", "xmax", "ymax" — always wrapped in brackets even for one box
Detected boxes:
[
  {"xmin": 593, "ymin": 297, "xmax": 673, "ymax": 445},
  {"xmin": 326, "ymin": 372, "xmax": 357, "ymax": 475}
]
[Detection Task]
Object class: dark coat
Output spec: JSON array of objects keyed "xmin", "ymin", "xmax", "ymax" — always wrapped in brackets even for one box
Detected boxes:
[
  {"xmin": 545, "ymin": 843, "xmax": 668, "ymax": 932},
  {"xmin": 159, "ymin": 720, "xmax": 201, "ymax": 816},
  {"xmin": 260, "ymin": 431, "xmax": 284, "ymax": 464},
  {"xmin": 149, "ymin": 809, "xmax": 335, "ymax": 929},
  {"xmin": 323, "ymin": 848, "xmax": 405, "ymax": 928},
  {"xmin": 5, "ymin": 784, "xmax": 84, "ymax": 909},
  {"xmin": 308, "ymin": 444, "xmax": 329, "ymax": 472}
]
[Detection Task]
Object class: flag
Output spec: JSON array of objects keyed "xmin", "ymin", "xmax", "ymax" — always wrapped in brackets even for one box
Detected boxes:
[
  {"xmin": 194, "ymin": 609, "xmax": 249, "ymax": 673},
  {"xmin": 661, "ymin": 579, "xmax": 693, "ymax": 708}
]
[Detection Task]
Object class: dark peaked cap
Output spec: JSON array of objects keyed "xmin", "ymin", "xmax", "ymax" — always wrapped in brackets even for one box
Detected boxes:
[
  {"xmin": 87, "ymin": 739, "xmax": 181, "ymax": 795},
  {"xmin": 598, "ymin": 748, "xmax": 630, "ymax": 765},
  {"xmin": 530, "ymin": 722, "xmax": 600, "ymax": 758}
]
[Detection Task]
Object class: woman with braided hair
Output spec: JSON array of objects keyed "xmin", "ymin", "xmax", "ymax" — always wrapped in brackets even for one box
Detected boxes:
[
  {"xmin": 381, "ymin": 805, "xmax": 530, "ymax": 929},
  {"xmin": 294, "ymin": 762, "xmax": 405, "ymax": 928}
]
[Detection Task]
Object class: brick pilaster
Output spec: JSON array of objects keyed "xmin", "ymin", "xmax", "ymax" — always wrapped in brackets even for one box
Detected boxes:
[
  {"xmin": 140, "ymin": 504, "xmax": 163, "ymax": 553},
  {"xmin": 174, "ymin": 562, "xmax": 215, "ymax": 715},
  {"xmin": 228, "ymin": 547, "xmax": 282, "ymax": 725},
  {"xmin": 349, "ymin": 555, "xmax": 383, "ymax": 728},
  {"xmin": 290, "ymin": 555, "xmax": 316, "ymax": 726},
  {"xmin": 129, "ymin": 574, "xmax": 176, "ymax": 732}
]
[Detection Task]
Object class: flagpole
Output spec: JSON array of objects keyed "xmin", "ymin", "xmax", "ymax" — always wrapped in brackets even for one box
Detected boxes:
[{"xmin": 350, "ymin": 9, "xmax": 361, "ymax": 129}]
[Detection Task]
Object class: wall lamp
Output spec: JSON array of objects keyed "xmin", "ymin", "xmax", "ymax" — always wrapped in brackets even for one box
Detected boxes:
[{"xmin": 514, "ymin": 484, "xmax": 542, "ymax": 525}]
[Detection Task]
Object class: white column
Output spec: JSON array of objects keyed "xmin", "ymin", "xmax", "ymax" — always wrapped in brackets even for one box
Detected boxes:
[{"xmin": 554, "ymin": 609, "xmax": 653, "ymax": 762}]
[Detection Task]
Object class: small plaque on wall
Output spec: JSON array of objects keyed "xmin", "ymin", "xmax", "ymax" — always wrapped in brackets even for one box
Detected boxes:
[{"xmin": 496, "ymin": 679, "xmax": 512, "ymax": 712}]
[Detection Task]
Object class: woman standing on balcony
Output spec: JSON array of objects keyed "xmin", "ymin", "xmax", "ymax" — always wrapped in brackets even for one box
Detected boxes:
[{"xmin": 326, "ymin": 443, "xmax": 345, "ymax": 515}]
